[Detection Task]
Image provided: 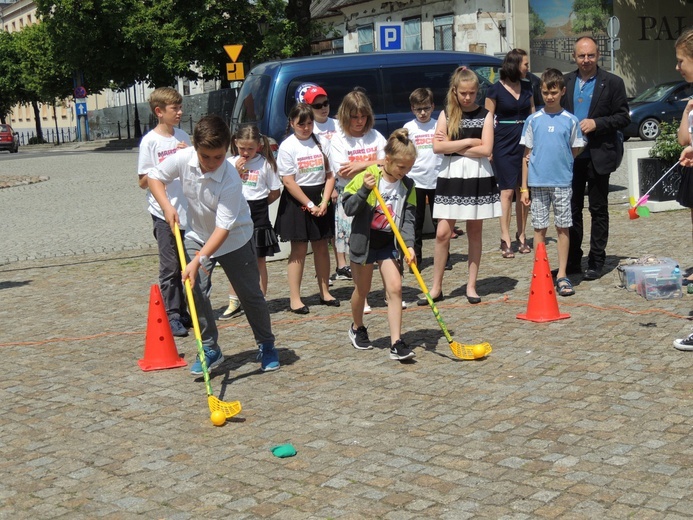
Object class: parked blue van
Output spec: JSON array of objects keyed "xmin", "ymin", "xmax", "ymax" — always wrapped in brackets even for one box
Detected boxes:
[{"xmin": 231, "ymin": 51, "xmax": 525, "ymax": 148}]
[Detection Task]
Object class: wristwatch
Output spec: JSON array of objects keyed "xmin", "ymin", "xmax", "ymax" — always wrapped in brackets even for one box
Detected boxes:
[
  {"xmin": 197, "ymin": 253, "xmax": 209, "ymax": 264},
  {"xmin": 306, "ymin": 201, "xmax": 315, "ymax": 209}
]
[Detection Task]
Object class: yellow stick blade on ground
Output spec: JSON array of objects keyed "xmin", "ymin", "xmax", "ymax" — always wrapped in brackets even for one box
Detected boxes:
[
  {"xmin": 208, "ymin": 396, "xmax": 242, "ymax": 419},
  {"xmin": 448, "ymin": 341, "xmax": 492, "ymax": 360}
]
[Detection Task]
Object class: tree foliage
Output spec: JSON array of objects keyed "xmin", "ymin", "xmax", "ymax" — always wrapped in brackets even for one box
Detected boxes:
[
  {"xmin": 1, "ymin": 0, "xmax": 313, "ymax": 121},
  {"xmin": 528, "ymin": 5, "xmax": 546, "ymax": 40},
  {"xmin": 0, "ymin": 32, "xmax": 22, "ymax": 122},
  {"xmin": 571, "ymin": 0, "xmax": 609, "ymax": 34}
]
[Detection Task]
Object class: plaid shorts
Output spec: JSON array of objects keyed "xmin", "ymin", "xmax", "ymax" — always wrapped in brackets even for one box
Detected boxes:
[{"xmin": 530, "ymin": 186, "xmax": 573, "ymax": 229}]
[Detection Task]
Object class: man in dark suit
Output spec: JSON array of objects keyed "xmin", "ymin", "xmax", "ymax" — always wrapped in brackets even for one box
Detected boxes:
[{"xmin": 562, "ymin": 36, "xmax": 630, "ymax": 280}]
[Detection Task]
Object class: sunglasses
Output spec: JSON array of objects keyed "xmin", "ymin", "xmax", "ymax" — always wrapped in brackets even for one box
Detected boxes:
[{"xmin": 311, "ymin": 100, "xmax": 330, "ymax": 109}]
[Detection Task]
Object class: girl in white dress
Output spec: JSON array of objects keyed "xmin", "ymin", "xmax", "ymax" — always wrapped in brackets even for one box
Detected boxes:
[{"xmin": 425, "ymin": 67, "xmax": 501, "ymax": 305}]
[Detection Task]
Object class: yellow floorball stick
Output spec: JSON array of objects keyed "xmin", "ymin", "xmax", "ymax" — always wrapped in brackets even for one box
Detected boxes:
[
  {"xmin": 173, "ymin": 223, "xmax": 242, "ymax": 418},
  {"xmin": 372, "ymin": 185, "xmax": 491, "ymax": 360}
]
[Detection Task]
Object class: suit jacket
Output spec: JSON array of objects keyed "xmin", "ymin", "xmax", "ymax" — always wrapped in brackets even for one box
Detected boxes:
[{"xmin": 562, "ymin": 67, "xmax": 630, "ymax": 175}]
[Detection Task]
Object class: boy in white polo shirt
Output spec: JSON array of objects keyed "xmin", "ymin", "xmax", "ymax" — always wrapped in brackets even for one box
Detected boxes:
[{"xmin": 148, "ymin": 115, "xmax": 279, "ymax": 374}]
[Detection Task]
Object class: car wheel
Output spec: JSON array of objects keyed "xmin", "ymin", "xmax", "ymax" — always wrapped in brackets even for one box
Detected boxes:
[{"xmin": 639, "ymin": 118, "xmax": 660, "ymax": 140}]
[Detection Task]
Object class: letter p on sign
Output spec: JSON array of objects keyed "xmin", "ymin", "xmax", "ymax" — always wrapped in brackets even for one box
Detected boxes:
[{"xmin": 377, "ymin": 23, "xmax": 403, "ymax": 51}]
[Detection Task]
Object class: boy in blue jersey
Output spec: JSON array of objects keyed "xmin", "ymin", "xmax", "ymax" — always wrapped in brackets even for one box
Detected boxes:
[{"xmin": 520, "ymin": 68, "xmax": 585, "ymax": 296}]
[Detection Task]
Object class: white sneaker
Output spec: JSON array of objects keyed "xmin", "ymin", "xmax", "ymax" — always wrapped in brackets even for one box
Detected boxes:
[
  {"xmin": 384, "ymin": 297, "xmax": 407, "ymax": 309},
  {"xmin": 673, "ymin": 333, "xmax": 693, "ymax": 351},
  {"xmin": 219, "ymin": 297, "xmax": 243, "ymax": 320},
  {"xmin": 364, "ymin": 304, "xmax": 372, "ymax": 314}
]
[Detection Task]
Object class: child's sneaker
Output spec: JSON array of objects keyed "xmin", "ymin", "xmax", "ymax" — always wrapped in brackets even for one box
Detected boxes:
[
  {"xmin": 364, "ymin": 304, "xmax": 372, "ymax": 314},
  {"xmin": 390, "ymin": 339, "xmax": 415, "ymax": 360},
  {"xmin": 169, "ymin": 318, "xmax": 189, "ymax": 337},
  {"xmin": 257, "ymin": 343, "xmax": 280, "ymax": 371},
  {"xmin": 219, "ymin": 297, "xmax": 243, "ymax": 320},
  {"xmin": 190, "ymin": 347, "xmax": 224, "ymax": 375},
  {"xmin": 673, "ymin": 333, "xmax": 693, "ymax": 351},
  {"xmin": 331, "ymin": 266, "xmax": 352, "ymax": 280},
  {"xmin": 348, "ymin": 324, "xmax": 373, "ymax": 350}
]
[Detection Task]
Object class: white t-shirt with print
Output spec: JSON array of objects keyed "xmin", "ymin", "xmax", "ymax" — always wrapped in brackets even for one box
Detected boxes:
[
  {"xmin": 314, "ymin": 118, "xmax": 339, "ymax": 141},
  {"xmin": 330, "ymin": 129, "xmax": 387, "ymax": 188},
  {"xmin": 229, "ymin": 154, "xmax": 282, "ymax": 201},
  {"xmin": 147, "ymin": 146, "xmax": 253, "ymax": 257},
  {"xmin": 403, "ymin": 118, "xmax": 440, "ymax": 190},
  {"xmin": 138, "ymin": 127, "xmax": 191, "ymax": 227},
  {"xmin": 371, "ymin": 176, "xmax": 406, "ymax": 232},
  {"xmin": 277, "ymin": 134, "xmax": 331, "ymax": 187}
]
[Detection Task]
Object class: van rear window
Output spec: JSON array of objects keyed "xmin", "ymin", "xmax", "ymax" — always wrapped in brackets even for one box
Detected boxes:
[{"xmin": 235, "ymin": 74, "xmax": 271, "ymax": 125}]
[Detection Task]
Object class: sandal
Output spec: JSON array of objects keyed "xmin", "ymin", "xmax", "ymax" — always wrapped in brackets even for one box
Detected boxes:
[
  {"xmin": 556, "ymin": 277, "xmax": 575, "ymax": 297},
  {"xmin": 516, "ymin": 232, "xmax": 532, "ymax": 254},
  {"xmin": 500, "ymin": 240, "xmax": 515, "ymax": 259}
]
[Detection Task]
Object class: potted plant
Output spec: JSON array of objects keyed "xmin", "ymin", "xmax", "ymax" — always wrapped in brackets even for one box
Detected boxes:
[{"xmin": 637, "ymin": 120, "xmax": 686, "ymax": 201}]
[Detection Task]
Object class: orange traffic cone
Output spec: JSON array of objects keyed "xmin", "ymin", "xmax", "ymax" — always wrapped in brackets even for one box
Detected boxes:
[
  {"xmin": 517, "ymin": 242, "xmax": 570, "ymax": 323},
  {"xmin": 138, "ymin": 284, "xmax": 187, "ymax": 371}
]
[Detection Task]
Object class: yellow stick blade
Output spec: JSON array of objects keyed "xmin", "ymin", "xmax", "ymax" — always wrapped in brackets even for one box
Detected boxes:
[
  {"xmin": 208, "ymin": 396, "xmax": 242, "ymax": 419},
  {"xmin": 448, "ymin": 342, "xmax": 492, "ymax": 360}
]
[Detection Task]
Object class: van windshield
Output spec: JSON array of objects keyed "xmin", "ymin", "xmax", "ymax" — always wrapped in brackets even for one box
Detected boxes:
[{"xmin": 233, "ymin": 74, "xmax": 271, "ymax": 124}]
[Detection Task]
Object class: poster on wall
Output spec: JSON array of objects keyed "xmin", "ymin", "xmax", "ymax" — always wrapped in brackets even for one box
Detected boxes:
[{"xmin": 529, "ymin": 0, "xmax": 615, "ymax": 74}]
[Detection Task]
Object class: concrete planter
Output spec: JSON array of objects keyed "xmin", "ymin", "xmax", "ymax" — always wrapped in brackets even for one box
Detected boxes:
[{"xmin": 637, "ymin": 157, "xmax": 681, "ymax": 202}]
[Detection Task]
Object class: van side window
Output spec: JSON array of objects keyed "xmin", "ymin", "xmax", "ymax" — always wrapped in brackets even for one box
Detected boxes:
[
  {"xmin": 382, "ymin": 65, "xmax": 453, "ymax": 113},
  {"xmin": 287, "ymin": 72, "xmax": 381, "ymax": 116}
]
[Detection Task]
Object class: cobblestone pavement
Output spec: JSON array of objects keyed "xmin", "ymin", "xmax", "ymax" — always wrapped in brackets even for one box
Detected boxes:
[{"xmin": 1, "ymin": 143, "xmax": 692, "ymax": 519}]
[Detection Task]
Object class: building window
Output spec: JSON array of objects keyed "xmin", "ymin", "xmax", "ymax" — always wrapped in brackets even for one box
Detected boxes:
[
  {"xmin": 27, "ymin": 15, "xmax": 32, "ymax": 25},
  {"xmin": 404, "ymin": 18, "xmax": 421, "ymax": 50},
  {"xmin": 434, "ymin": 14, "xmax": 454, "ymax": 50},
  {"xmin": 331, "ymin": 38, "xmax": 344, "ymax": 54},
  {"xmin": 358, "ymin": 25, "xmax": 374, "ymax": 53},
  {"xmin": 311, "ymin": 38, "xmax": 344, "ymax": 55},
  {"xmin": 19, "ymin": 19, "xmax": 24, "ymax": 29}
]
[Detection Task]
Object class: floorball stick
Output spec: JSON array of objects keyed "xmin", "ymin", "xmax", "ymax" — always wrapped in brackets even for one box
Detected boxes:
[
  {"xmin": 372, "ymin": 185, "xmax": 491, "ymax": 360},
  {"xmin": 173, "ymin": 223, "xmax": 241, "ymax": 418}
]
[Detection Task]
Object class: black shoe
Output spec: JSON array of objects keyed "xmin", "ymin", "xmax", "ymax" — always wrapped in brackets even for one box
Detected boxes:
[
  {"xmin": 584, "ymin": 268, "xmax": 602, "ymax": 280},
  {"xmin": 319, "ymin": 298, "xmax": 340, "ymax": 307},
  {"xmin": 180, "ymin": 315, "xmax": 193, "ymax": 329},
  {"xmin": 390, "ymin": 339, "xmax": 416, "ymax": 361},
  {"xmin": 348, "ymin": 324, "xmax": 373, "ymax": 350},
  {"xmin": 466, "ymin": 295, "xmax": 481, "ymax": 304},
  {"xmin": 290, "ymin": 305, "xmax": 310, "ymax": 315},
  {"xmin": 417, "ymin": 293, "xmax": 444, "ymax": 306}
]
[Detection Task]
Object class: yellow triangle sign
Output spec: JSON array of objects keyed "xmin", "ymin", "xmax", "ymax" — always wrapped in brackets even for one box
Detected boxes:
[{"xmin": 224, "ymin": 45, "xmax": 243, "ymax": 63}]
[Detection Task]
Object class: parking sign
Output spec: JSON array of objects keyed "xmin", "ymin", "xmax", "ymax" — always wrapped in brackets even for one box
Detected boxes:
[{"xmin": 377, "ymin": 23, "xmax": 403, "ymax": 51}]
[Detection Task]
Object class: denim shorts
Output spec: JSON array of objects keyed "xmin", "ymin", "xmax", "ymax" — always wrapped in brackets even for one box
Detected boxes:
[
  {"xmin": 366, "ymin": 244, "xmax": 398, "ymax": 264},
  {"xmin": 365, "ymin": 230, "xmax": 398, "ymax": 264}
]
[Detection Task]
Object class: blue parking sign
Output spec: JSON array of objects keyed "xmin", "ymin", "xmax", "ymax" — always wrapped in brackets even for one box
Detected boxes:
[{"xmin": 377, "ymin": 23, "xmax": 403, "ymax": 51}]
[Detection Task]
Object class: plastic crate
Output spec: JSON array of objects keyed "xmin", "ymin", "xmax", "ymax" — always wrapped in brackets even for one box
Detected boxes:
[{"xmin": 617, "ymin": 257, "xmax": 682, "ymax": 300}]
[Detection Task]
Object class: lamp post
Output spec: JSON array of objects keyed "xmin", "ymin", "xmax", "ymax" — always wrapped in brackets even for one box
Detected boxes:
[
  {"xmin": 133, "ymin": 83, "xmax": 142, "ymax": 139},
  {"xmin": 125, "ymin": 87, "xmax": 131, "ymax": 140}
]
